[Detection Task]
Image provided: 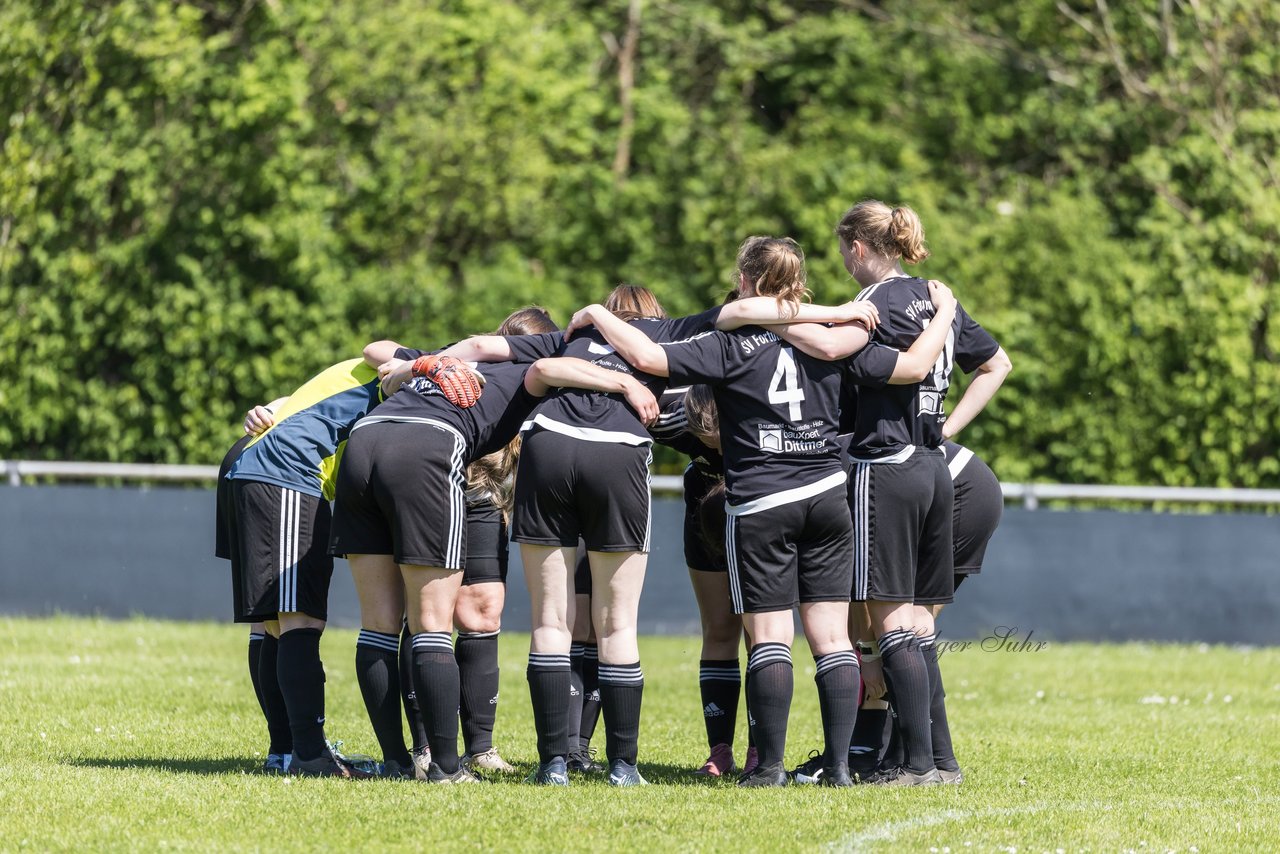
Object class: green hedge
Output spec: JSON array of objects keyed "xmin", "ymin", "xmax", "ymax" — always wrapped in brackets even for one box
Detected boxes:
[{"xmin": 3, "ymin": 0, "xmax": 1277, "ymax": 483}]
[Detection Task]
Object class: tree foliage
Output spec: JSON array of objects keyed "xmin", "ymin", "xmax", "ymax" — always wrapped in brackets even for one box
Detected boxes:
[{"xmin": 2, "ymin": 0, "xmax": 1277, "ymax": 484}]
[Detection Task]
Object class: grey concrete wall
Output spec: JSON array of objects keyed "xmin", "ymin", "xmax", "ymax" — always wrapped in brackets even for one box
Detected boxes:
[{"xmin": 1, "ymin": 485, "xmax": 1277, "ymax": 645}]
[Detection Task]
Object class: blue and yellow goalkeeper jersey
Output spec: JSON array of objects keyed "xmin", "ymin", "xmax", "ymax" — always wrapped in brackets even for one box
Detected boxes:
[{"xmin": 226, "ymin": 358, "xmax": 382, "ymax": 500}]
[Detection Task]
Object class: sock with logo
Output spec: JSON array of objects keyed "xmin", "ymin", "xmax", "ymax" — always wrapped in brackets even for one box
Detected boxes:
[
  {"xmin": 355, "ymin": 629, "xmax": 412, "ymax": 767},
  {"xmin": 598, "ymin": 662, "xmax": 644, "ymax": 765},
  {"xmin": 456, "ymin": 630, "xmax": 500, "ymax": 755},
  {"xmin": 879, "ymin": 628, "xmax": 934, "ymax": 774},
  {"xmin": 411, "ymin": 631, "xmax": 461, "ymax": 773},
  {"xmin": 814, "ymin": 649, "xmax": 859, "ymax": 769},
  {"xmin": 920, "ymin": 634, "xmax": 959, "ymax": 772},
  {"xmin": 398, "ymin": 625, "xmax": 429, "ymax": 753},
  {"xmin": 527, "ymin": 652, "xmax": 572, "ymax": 762},
  {"xmin": 578, "ymin": 643, "xmax": 602, "ymax": 750},
  {"xmin": 276, "ymin": 627, "xmax": 328, "ymax": 762},
  {"xmin": 567, "ymin": 643, "xmax": 586, "ymax": 753},
  {"xmin": 745, "ymin": 643, "xmax": 793, "ymax": 769},
  {"xmin": 257, "ymin": 633, "xmax": 293, "ymax": 756},
  {"xmin": 699, "ymin": 659, "xmax": 740, "ymax": 748}
]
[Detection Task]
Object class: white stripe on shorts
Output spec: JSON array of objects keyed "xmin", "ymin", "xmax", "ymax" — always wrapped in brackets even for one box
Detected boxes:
[
  {"xmin": 724, "ymin": 515, "xmax": 744, "ymax": 614},
  {"xmin": 853, "ymin": 463, "xmax": 870, "ymax": 602}
]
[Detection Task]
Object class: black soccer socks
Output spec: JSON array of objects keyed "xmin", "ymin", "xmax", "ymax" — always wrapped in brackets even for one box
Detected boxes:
[
  {"xmin": 527, "ymin": 652, "xmax": 572, "ymax": 762},
  {"xmin": 355, "ymin": 629, "xmax": 412, "ymax": 767},
  {"xmin": 247, "ymin": 631, "xmax": 269, "ymax": 728},
  {"xmin": 745, "ymin": 643, "xmax": 793, "ymax": 769},
  {"xmin": 598, "ymin": 662, "xmax": 644, "ymax": 765},
  {"xmin": 398, "ymin": 625, "xmax": 429, "ymax": 753},
  {"xmin": 567, "ymin": 643, "xmax": 586, "ymax": 752},
  {"xmin": 849, "ymin": 702, "xmax": 889, "ymax": 777},
  {"xmin": 920, "ymin": 634, "xmax": 959, "ymax": 772},
  {"xmin": 578, "ymin": 643, "xmax": 602, "ymax": 750},
  {"xmin": 879, "ymin": 628, "xmax": 935, "ymax": 774},
  {"xmin": 276, "ymin": 627, "xmax": 327, "ymax": 762},
  {"xmin": 813, "ymin": 650, "xmax": 859, "ymax": 769},
  {"xmin": 699, "ymin": 659, "xmax": 741, "ymax": 748},
  {"xmin": 456, "ymin": 630, "xmax": 500, "ymax": 755},
  {"xmin": 411, "ymin": 631, "xmax": 462, "ymax": 773},
  {"xmin": 257, "ymin": 632, "xmax": 293, "ymax": 755}
]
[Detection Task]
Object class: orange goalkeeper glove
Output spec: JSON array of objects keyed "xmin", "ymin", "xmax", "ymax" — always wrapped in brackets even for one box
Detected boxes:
[{"xmin": 411, "ymin": 355, "xmax": 485, "ymax": 408}]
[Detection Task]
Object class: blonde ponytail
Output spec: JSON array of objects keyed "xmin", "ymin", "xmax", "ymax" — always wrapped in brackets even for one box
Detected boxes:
[
  {"xmin": 735, "ymin": 236, "xmax": 811, "ymax": 317},
  {"xmin": 836, "ymin": 200, "xmax": 930, "ymax": 264}
]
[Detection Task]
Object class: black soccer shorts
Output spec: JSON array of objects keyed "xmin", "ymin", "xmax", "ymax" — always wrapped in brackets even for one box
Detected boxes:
[
  {"xmin": 849, "ymin": 447, "xmax": 955, "ymax": 606},
  {"xmin": 330, "ymin": 420, "xmax": 469, "ymax": 570},
  {"xmin": 226, "ymin": 479, "xmax": 333, "ymax": 623},
  {"xmin": 511, "ymin": 427, "xmax": 652, "ymax": 553},
  {"xmin": 723, "ymin": 482, "xmax": 854, "ymax": 614},
  {"xmin": 463, "ymin": 495, "xmax": 509, "ymax": 586}
]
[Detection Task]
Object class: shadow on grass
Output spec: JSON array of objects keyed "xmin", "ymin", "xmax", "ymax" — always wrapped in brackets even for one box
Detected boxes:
[{"xmin": 63, "ymin": 756, "xmax": 261, "ymax": 776}]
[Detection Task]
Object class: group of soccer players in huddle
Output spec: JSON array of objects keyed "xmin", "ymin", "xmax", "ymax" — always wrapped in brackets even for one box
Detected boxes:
[{"xmin": 215, "ymin": 199, "xmax": 1012, "ymax": 787}]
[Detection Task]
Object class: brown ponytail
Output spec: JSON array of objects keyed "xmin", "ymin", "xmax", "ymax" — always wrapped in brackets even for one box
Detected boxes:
[
  {"xmin": 735, "ymin": 236, "xmax": 810, "ymax": 318},
  {"xmin": 835, "ymin": 200, "xmax": 930, "ymax": 264}
]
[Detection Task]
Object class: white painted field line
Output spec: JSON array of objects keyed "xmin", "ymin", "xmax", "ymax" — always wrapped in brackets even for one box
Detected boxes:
[{"xmin": 828, "ymin": 795, "xmax": 1280, "ymax": 853}]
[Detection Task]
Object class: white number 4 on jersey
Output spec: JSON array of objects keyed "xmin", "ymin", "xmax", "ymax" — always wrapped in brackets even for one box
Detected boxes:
[{"xmin": 768, "ymin": 347, "xmax": 806, "ymax": 420}]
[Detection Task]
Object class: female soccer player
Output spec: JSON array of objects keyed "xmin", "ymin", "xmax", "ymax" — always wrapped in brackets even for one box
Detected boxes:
[
  {"xmin": 835, "ymin": 200, "xmax": 1011, "ymax": 785},
  {"xmin": 566, "ymin": 238, "xmax": 881, "ymax": 787},
  {"xmin": 448, "ymin": 284, "xmax": 873, "ymax": 786},
  {"xmin": 332, "ymin": 322, "xmax": 660, "ymax": 784}
]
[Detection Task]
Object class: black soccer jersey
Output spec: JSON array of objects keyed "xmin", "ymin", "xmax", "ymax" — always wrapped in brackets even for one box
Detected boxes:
[
  {"xmin": 359, "ymin": 354, "xmax": 537, "ymax": 462},
  {"xmin": 649, "ymin": 385, "xmax": 724, "ymax": 474},
  {"xmin": 663, "ymin": 326, "xmax": 846, "ymax": 514},
  {"xmin": 844, "ymin": 276, "xmax": 998, "ymax": 460},
  {"xmin": 503, "ymin": 307, "xmax": 722, "ymax": 445}
]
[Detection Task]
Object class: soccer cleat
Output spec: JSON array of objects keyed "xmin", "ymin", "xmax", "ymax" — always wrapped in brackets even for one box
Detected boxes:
[
  {"xmin": 820, "ymin": 761, "xmax": 854, "ymax": 788},
  {"xmin": 741, "ymin": 746, "xmax": 760, "ymax": 777},
  {"xmin": 607, "ymin": 759, "xmax": 649, "ymax": 787},
  {"xmin": 566, "ymin": 747, "xmax": 605, "ymax": 774},
  {"xmin": 872, "ymin": 766, "xmax": 943, "ymax": 786},
  {"xmin": 528, "ymin": 756, "xmax": 571, "ymax": 786},
  {"xmin": 938, "ymin": 767, "xmax": 964, "ymax": 785},
  {"xmin": 379, "ymin": 759, "xmax": 418, "ymax": 780},
  {"xmin": 426, "ymin": 762, "xmax": 483, "ymax": 784},
  {"xmin": 464, "ymin": 747, "xmax": 517, "ymax": 774},
  {"xmin": 790, "ymin": 750, "xmax": 825, "ymax": 785},
  {"xmin": 737, "ymin": 760, "xmax": 789, "ymax": 788},
  {"xmin": 410, "ymin": 745, "xmax": 432, "ymax": 780},
  {"xmin": 287, "ymin": 748, "xmax": 375, "ymax": 779},
  {"xmin": 262, "ymin": 753, "xmax": 292, "ymax": 775},
  {"xmin": 694, "ymin": 743, "xmax": 736, "ymax": 778}
]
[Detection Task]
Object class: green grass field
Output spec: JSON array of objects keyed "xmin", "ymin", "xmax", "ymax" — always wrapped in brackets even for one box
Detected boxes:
[{"xmin": 0, "ymin": 617, "xmax": 1277, "ymax": 852}]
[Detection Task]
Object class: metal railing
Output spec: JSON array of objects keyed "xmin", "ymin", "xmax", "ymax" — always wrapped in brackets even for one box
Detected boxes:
[{"xmin": 5, "ymin": 459, "xmax": 1280, "ymax": 509}]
